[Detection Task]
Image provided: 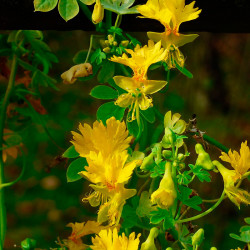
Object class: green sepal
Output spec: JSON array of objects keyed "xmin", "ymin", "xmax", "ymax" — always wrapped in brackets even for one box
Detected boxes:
[
  {"xmin": 66, "ymin": 157, "xmax": 87, "ymax": 182},
  {"xmin": 63, "ymin": 145, "xmax": 80, "ymax": 158}
]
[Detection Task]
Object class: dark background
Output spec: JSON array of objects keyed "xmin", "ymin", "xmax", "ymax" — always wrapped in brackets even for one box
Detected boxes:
[{"xmin": 0, "ymin": 0, "xmax": 250, "ymax": 32}]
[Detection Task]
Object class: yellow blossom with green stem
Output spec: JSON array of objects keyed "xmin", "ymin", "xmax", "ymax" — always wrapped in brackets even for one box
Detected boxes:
[
  {"xmin": 90, "ymin": 228, "xmax": 141, "ymax": 250},
  {"xmin": 110, "ymin": 40, "xmax": 167, "ymax": 122},
  {"xmin": 213, "ymin": 160, "xmax": 250, "ymax": 209},
  {"xmin": 220, "ymin": 141, "xmax": 250, "ymax": 179},
  {"xmin": 137, "ymin": 0, "xmax": 201, "ymax": 68}
]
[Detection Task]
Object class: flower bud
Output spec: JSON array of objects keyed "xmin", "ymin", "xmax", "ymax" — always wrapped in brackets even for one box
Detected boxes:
[
  {"xmin": 192, "ymin": 228, "xmax": 204, "ymax": 247},
  {"xmin": 177, "ymin": 153, "xmax": 184, "ymax": 161},
  {"xmin": 92, "ymin": 0, "xmax": 104, "ymax": 24},
  {"xmin": 141, "ymin": 227, "xmax": 159, "ymax": 250},
  {"xmin": 108, "ymin": 34, "xmax": 114, "ymax": 44},
  {"xmin": 140, "ymin": 153, "xmax": 154, "ymax": 171},
  {"xmin": 162, "ymin": 128, "xmax": 176, "ymax": 148},
  {"xmin": 21, "ymin": 238, "xmax": 37, "ymax": 249},
  {"xmin": 121, "ymin": 40, "xmax": 129, "ymax": 47},
  {"xmin": 195, "ymin": 144, "xmax": 214, "ymax": 170},
  {"xmin": 113, "ymin": 41, "xmax": 118, "ymax": 46},
  {"xmin": 162, "ymin": 150, "xmax": 172, "ymax": 159},
  {"xmin": 166, "ymin": 248, "xmax": 173, "ymax": 250},
  {"xmin": 103, "ymin": 47, "xmax": 111, "ymax": 53},
  {"xmin": 151, "ymin": 162, "xmax": 177, "ymax": 209},
  {"xmin": 210, "ymin": 247, "xmax": 217, "ymax": 250}
]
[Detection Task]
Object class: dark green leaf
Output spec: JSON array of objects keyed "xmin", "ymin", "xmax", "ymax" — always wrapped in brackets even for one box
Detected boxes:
[
  {"xmin": 97, "ymin": 101, "xmax": 125, "ymax": 124},
  {"xmin": 126, "ymin": 33, "xmax": 141, "ymax": 46},
  {"xmin": 189, "ymin": 164, "xmax": 211, "ymax": 182},
  {"xmin": 140, "ymin": 108, "xmax": 155, "ymax": 123},
  {"xmin": 150, "ymin": 208, "xmax": 174, "ymax": 230},
  {"xmin": 90, "ymin": 85, "xmax": 118, "ymax": 100},
  {"xmin": 178, "ymin": 171, "xmax": 192, "ymax": 185},
  {"xmin": 100, "ymin": 0, "xmax": 138, "ymax": 15},
  {"xmin": 73, "ymin": 50, "xmax": 88, "ymax": 64},
  {"xmin": 90, "ymin": 48, "xmax": 106, "ymax": 65},
  {"xmin": 21, "ymin": 238, "xmax": 37, "ymax": 249},
  {"xmin": 67, "ymin": 157, "xmax": 87, "ymax": 182},
  {"xmin": 97, "ymin": 61, "xmax": 115, "ymax": 83},
  {"xmin": 63, "ymin": 145, "xmax": 80, "ymax": 158},
  {"xmin": 245, "ymin": 217, "xmax": 250, "ymax": 224},
  {"xmin": 108, "ymin": 26, "xmax": 123, "ymax": 36}
]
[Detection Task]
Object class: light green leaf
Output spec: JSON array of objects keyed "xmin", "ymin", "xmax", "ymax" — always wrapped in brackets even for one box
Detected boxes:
[
  {"xmin": 34, "ymin": 0, "xmax": 58, "ymax": 12},
  {"xmin": 58, "ymin": 0, "xmax": 79, "ymax": 21},
  {"xmin": 67, "ymin": 157, "xmax": 87, "ymax": 182},
  {"xmin": 63, "ymin": 145, "xmax": 80, "ymax": 158},
  {"xmin": 90, "ymin": 85, "xmax": 118, "ymax": 100},
  {"xmin": 245, "ymin": 217, "xmax": 250, "ymax": 224},
  {"xmin": 100, "ymin": 0, "xmax": 138, "ymax": 15}
]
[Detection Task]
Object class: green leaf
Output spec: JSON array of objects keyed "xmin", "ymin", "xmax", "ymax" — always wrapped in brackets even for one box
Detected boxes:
[
  {"xmin": 100, "ymin": 0, "xmax": 138, "ymax": 15},
  {"xmin": 240, "ymin": 225, "xmax": 250, "ymax": 232},
  {"xmin": 121, "ymin": 196, "xmax": 139, "ymax": 228},
  {"xmin": 230, "ymin": 231, "xmax": 250, "ymax": 243},
  {"xmin": 178, "ymin": 185, "xmax": 202, "ymax": 211},
  {"xmin": 58, "ymin": 0, "xmax": 79, "ymax": 21},
  {"xmin": 67, "ymin": 157, "xmax": 87, "ymax": 182},
  {"xmin": 90, "ymin": 48, "xmax": 106, "ymax": 65},
  {"xmin": 108, "ymin": 26, "xmax": 123, "ymax": 36},
  {"xmin": 63, "ymin": 145, "xmax": 80, "ymax": 158},
  {"xmin": 136, "ymin": 191, "xmax": 152, "ymax": 217},
  {"xmin": 97, "ymin": 61, "xmax": 115, "ymax": 83},
  {"xmin": 34, "ymin": 0, "xmax": 58, "ymax": 11},
  {"xmin": 90, "ymin": 85, "xmax": 118, "ymax": 100},
  {"xmin": 189, "ymin": 164, "xmax": 211, "ymax": 183},
  {"xmin": 150, "ymin": 208, "xmax": 174, "ymax": 230},
  {"xmin": 73, "ymin": 50, "xmax": 88, "ymax": 64},
  {"xmin": 178, "ymin": 171, "xmax": 192, "ymax": 185},
  {"xmin": 97, "ymin": 101, "xmax": 125, "ymax": 124},
  {"xmin": 126, "ymin": 117, "xmax": 144, "ymax": 138},
  {"xmin": 21, "ymin": 238, "xmax": 37, "ymax": 249},
  {"xmin": 140, "ymin": 108, "xmax": 155, "ymax": 123},
  {"xmin": 245, "ymin": 217, "xmax": 250, "ymax": 224},
  {"xmin": 126, "ymin": 33, "xmax": 141, "ymax": 46},
  {"xmin": 175, "ymin": 62, "xmax": 193, "ymax": 79}
]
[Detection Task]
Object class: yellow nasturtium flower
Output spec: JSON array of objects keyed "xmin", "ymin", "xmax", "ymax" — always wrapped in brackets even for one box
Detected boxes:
[
  {"xmin": 71, "ymin": 117, "xmax": 132, "ymax": 158},
  {"xmin": 57, "ymin": 221, "xmax": 107, "ymax": 250},
  {"xmin": 90, "ymin": 228, "xmax": 141, "ymax": 250},
  {"xmin": 137, "ymin": 0, "xmax": 201, "ymax": 68},
  {"xmin": 110, "ymin": 40, "xmax": 167, "ymax": 121},
  {"xmin": 220, "ymin": 141, "xmax": 250, "ymax": 178},
  {"xmin": 213, "ymin": 160, "xmax": 250, "ymax": 209}
]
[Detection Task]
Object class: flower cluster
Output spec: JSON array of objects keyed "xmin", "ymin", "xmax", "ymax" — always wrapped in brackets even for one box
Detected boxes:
[{"xmin": 71, "ymin": 117, "xmax": 138, "ymax": 225}]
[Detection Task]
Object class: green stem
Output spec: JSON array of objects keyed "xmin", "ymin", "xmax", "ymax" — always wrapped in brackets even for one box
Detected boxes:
[
  {"xmin": 203, "ymin": 134, "xmax": 229, "ymax": 153},
  {"xmin": 106, "ymin": 10, "xmax": 112, "ymax": 28},
  {"xmin": 176, "ymin": 191, "xmax": 225, "ymax": 224},
  {"xmin": 84, "ymin": 35, "xmax": 94, "ymax": 64},
  {"xmin": 0, "ymin": 54, "xmax": 18, "ymax": 249}
]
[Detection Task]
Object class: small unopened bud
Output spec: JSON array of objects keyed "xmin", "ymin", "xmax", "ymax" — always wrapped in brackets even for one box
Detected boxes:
[
  {"xmin": 107, "ymin": 34, "xmax": 114, "ymax": 44},
  {"xmin": 140, "ymin": 153, "xmax": 154, "ymax": 171},
  {"xmin": 162, "ymin": 150, "xmax": 172, "ymax": 159},
  {"xmin": 141, "ymin": 227, "xmax": 159, "ymax": 250},
  {"xmin": 92, "ymin": 0, "xmax": 104, "ymax": 24},
  {"xmin": 166, "ymin": 248, "xmax": 173, "ymax": 250},
  {"xmin": 195, "ymin": 144, "xmax": 214, "ymax": 170},
  {"xmin": 21, "ymin": 238, "xmax": 37, "ymax": 249},
  {"xmin": 121, "ymin": 40, "xmax": 129, "ymax": 47},
  {"xmin": 113, "ymin": 41, "xmax": 118, "ymax": 46},
  {"xmin": 177, "ymin": 153, "xmax": 184, "ymax": 161},
  {"xmin": 162, "ymin": 128, "xmax": 176, "ymax": 148},
  {"xmin": 103, "ymin": 47, "xmax": 111, "ymax": 53},
  {"xmin": 192, "ymin": 228, "xmax": 204, "ymax": 247},
  {"xmin": 210, "ymin": 247, "xmax": 217, "ymax": 250}
]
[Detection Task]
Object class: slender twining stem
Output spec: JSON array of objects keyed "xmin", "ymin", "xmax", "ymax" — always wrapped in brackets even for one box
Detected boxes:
[
  {"xmin": 84, "ymin": 34, "xmax": 94, "ymax": 64},
  {"xmin": 176, "ymin": 191, "xmax": 225, "ymax": 224},
  {"xmin": 78, "ymin": 2, "xmax": 93, "ymax": 22},
  {"xmin": 0, "ymin": 54, "xmax": 18, "ymax": 249}
]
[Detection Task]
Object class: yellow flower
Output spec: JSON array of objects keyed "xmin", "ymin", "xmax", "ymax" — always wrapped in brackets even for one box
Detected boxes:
[
  {"xmin": 90, "ymin": 228, "xmax": 141, "ymax": 250},
  {"xmin": 79, "ymin": 151, "xmax": 138, "ymax": 225},
  {"xmin": 57, "ymin": 221, "xmax": 107, "ymax": 250},
  {"xmin": 110, "ymin": 41, "xmax": 167, "ymax": 121},
  {"xmin": 220, "ymin": 141, "xmax": 250, "ymax": 178},
  {"xmin": 111, "ymin": 40, "xmax": 167, "ymax": 81},
  {"xmin": 61, "ymin": 63, "xmax": 93, "ymax": 84},
  {"xmin": 137, "ymin": 0, "xmax": 201, "ymax": 68},
  {"xmin": 80, "ymin": 151, "xmax": 137, "ymax": 190},
  {"xmin": 113, "ymin": 76, "xmax": 167, "ymax": 121},
  {"xmin": 71, "ymin": 117, "xmax": 132, "ymax": 158},
  {"xmin": 213, "ymin": 160, "xmax": 250, "ymax": 208},
  {"xmin": 151, "ymin": 162, "xmax": 177, "ymax": 209}
]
